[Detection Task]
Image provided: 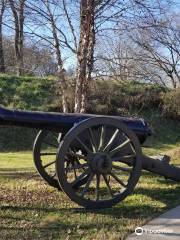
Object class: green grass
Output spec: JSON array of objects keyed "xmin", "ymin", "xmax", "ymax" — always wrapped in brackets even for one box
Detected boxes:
[
  {"xmin": 0, "ymin": 149, "xmax": 180, "ymax": 240},
  {"xmin": 141, "ymin": 111, "xmax": 180, "ymax": 155},
  {"xmin": 0, "ymin": 117, "xmax": 180, "ymax": 240},
  {"xmin": 0, "ymin": 74, "xmax": 56, "ymax": 111}
]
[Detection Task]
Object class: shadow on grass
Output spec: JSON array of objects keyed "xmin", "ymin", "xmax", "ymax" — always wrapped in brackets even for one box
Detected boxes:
[
  {"xmin": 1, "ymin": 185, "xmax": 180, "ymax": 216},
  {"xmin": 0, "ymin": 168, "xmax": 40, "ymax": 180},
  {"xmin": 1, "ymin": 186, "xmax": 180, "ymax": 240},
  {"xmin": 0, "ymin": 204, "xmax": 162, "ymax": 236},
  {"xmin": 77, "ymin": 185, "xmax": 180, "ymax": 216},
  {"xmin": 0, "ymin": 168, "xmax": 34, "ymax": 172}
]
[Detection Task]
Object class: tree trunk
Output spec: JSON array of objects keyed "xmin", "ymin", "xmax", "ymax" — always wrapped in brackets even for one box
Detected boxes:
[
  {"xmin": 9, "ymin": 0, "xmax": 25, "ymax": 76},
  {"xmin": 18, "ymin": 0, "xmax": 25, "ymax": 75},
  {"xmin": 74, "ymin": 0, "xmax": 95, "ymax": 113},
  {"xmin": 0, "ymin": 1, "xmax": 5, "ymax": 73},
  {"xmin": 52, "ymin": 23, "xmax": 68, "ymax": 113},
  {"xmin": 45, "ymin": 0, "xmax": 68, "ymax": 113},
  {"xmin": 57, "ymin": 66, "xmax": 68, "ymax": 113},
  {"xmin": 80, "ymin": 14, "xmax": 95, "ymax": 113}
]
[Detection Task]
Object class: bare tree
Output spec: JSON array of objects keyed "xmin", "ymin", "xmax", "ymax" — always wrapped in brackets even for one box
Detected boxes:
[
  {"xmin": 131, "ymin": 15, "xmax": 180, "ymax": 88},
  {"xmin": 75, "ymin": 0, "xmax": 125, "ymax": 112},
  {"xmin": 94, "ymin": 0, "xmax": 179, "ymax": 88},
  {"xmin": 44, "ymin": 0, "xmax": 69, "ymax": 113},
  {"xmin": 2, "ymin": 36, "xmax": 57, "ymax": 75},
  {"xmin": 0, "ymin": 0, "xmax": 6, "ymax": 73},
  {"xmin": 95, "ymin": 35, "xmax": 170, "ymax": 86},
  {"xmin": 25, "ymin": 0, "xmax": 72, "ymax": 112},
  {"xmin": 27, "ymin": 0, "xmax": 96, "ymax": 113},
  {"xmin": 24, "ymin": 0, "xmax": 131, "ymax": 113},
  {"xmin": 9, "ymin": 0, "xmax": 25, "ymax": 76},
  {"xmin": 74, "ymin": 0, "xmax": 96, "ymax": 113}
]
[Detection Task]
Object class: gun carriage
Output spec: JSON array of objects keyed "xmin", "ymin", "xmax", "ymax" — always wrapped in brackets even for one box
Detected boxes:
[{"xmin": 0, "ymin": 106, "xmax": 180, "ymax": 209}]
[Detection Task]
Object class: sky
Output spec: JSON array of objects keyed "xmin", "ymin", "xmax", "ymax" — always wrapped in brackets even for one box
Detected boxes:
[{"xmin": 2, "ymin": 0, "xmax": 180, "ymax": 71}]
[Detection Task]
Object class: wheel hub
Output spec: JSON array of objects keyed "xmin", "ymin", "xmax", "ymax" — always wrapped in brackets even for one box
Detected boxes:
[{"xmin": 90, "ymin": 152, "xmax": 112, "ymax": 174}]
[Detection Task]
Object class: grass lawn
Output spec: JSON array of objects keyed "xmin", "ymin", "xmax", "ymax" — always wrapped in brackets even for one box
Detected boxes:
[{"xmin": 0, "ymin": 118, "xmax": 180, "ymax": 240}]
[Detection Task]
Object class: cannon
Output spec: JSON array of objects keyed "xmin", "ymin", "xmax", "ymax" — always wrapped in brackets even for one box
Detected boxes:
[{"xmin": 0, "ymin": 106, "xmax": 180, "ymax": 209}]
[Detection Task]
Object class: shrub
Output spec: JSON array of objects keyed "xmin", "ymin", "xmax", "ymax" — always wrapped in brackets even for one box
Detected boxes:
[
  {"xmin": 0, "ymin": 74, "xmax": 56, "ymax": 111},
  {"xmin": 162, "ymin": 87, "xmax": 180, "ymax": 120},
  {"xmin": 88, "ymin": 80, "xmax": 167, "ymax": 115}
]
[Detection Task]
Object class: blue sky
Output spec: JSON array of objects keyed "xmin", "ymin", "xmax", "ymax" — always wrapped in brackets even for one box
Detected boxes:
[{"xmin": 2, "ymin": 0, "xmax": 180, "ymax": 71}]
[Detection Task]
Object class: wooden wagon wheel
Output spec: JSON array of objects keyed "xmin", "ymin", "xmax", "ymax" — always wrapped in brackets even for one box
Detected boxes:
[
  {"xmin": 56, "ymin": 117, "xmax": 142, "ymax": 209},
  {"xmin": 33, "ymin": 130, "xmax": 89, "ymax": 190},
  {"xmin": 33, "ymin": 130, "xmax": 62, "ymax": 189}
]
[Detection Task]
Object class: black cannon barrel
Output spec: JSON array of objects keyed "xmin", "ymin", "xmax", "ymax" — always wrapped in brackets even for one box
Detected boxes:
[{"xmin": 0, "ymin": 106, "xmax": 152, "ymax": 143}]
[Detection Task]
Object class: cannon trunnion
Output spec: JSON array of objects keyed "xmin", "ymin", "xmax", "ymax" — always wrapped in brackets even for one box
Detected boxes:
[{"xmin": 0, "ymin": 106, "xmax": 180, "ymax": 209}]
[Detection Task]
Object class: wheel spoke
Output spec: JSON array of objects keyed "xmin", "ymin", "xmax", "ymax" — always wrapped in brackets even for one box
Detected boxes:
[
  {"xmin": 65, "ymin": 163, "xmax": 88, "ymax": 171},
  {"xmin": 95, "ymin": 174, "xmax": 100, "ymax": 201},
  {"xmin": 112, "ymin": 164, "xmax": 132, "ymax": 172},
  {"xmin": 65, "ymin": 163, "xmax": 68, "ymax": 177},
  {"xmin": 110, "ymin": 172, "xmax": 127, "ymax": 187},
  {"xmin": 73, "ymin": 167, "xmax": 77, "ymax": 179},
  {"xmin": 57, "ymin": 133, "xmax": 62, "ymax": 143},
  {"xmin": 103, "ymin": 129, "xmax": 119, "ymax": 152},
  {"xmin": 111, "ymin": 154, "xmax": 135, "ymax": 165},
  {"xmin": 103, "ymin": 174, "xmax": 113, "ymax": 197},
  {"xmin": 98, "ymin": 125, "xmax": 106, "ymax": 151},
  {"xmin": 51, "ymin": 172, "xmax": 56, "ymax": 179},
  {"xmin": 88, "ymin": 128, "xmax": 98, "ymax": 152},
  {"xmin": 51, "ymin": 132, "xmax": 59, "ymax": 143},
  {"xmin": 43, "ymin": 160, "xmax": 56, "ymax": 169},
  {"xmin": 109, "ymin": 139, "xmax": 131, "ymax": 157},
  {"xmin": 40, "ymin": 152, "xmax": 57, "ymax": 156},
  {"xmin": 71, "ymin": 168, "xmax": 90, "ymax": 187},
  {"xmin": 74, "ymin": 158, "xmax": 87, "ymax": 171},
  {"xmin": 71, "ymin": 153, "xmax": 88, "ymax": 162},
  {"xmin": 76, "ymin": 137, "xmax": 91, "ymax": 154},
  {"xmin": 81, "ymin": 172, "xmax": 94, "ymax": 198},
  {"xmin": 42, "ymin": 141, "xmax": 58, "ymax": 148},
  {"xmin": 130, "ymin": 142, "xmax": 136, "ymax": 154}
]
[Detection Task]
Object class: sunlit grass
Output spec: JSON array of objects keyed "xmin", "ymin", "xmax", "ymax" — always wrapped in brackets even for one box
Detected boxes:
[{"xmin": 0, "ymin": 145, "xmax": 180, "ymax": 240}]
